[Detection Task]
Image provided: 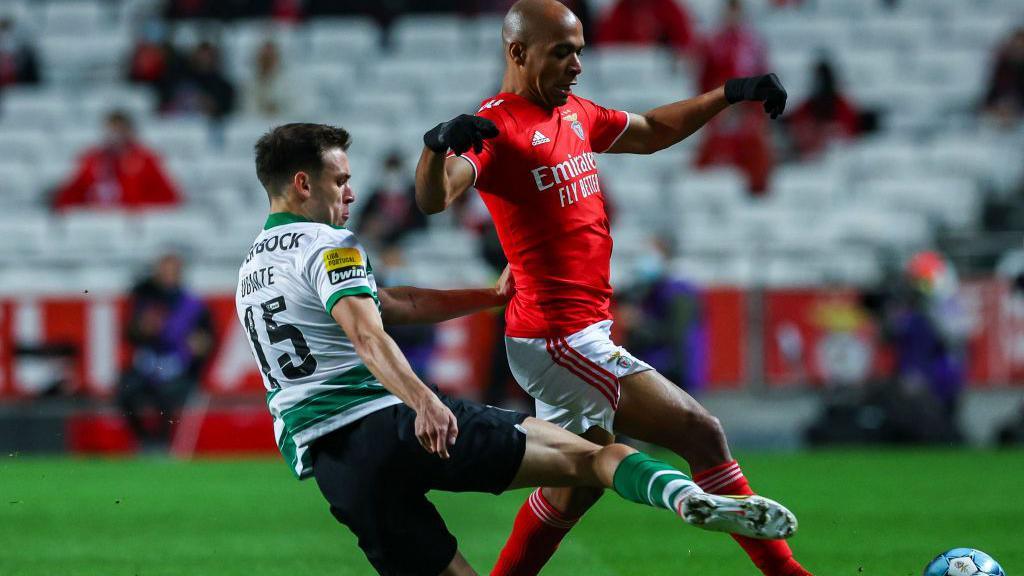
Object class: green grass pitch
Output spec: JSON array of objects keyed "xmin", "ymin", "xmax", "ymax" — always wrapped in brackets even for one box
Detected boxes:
[{"xmin": 2, "ymin": 450, "xmax": 1020, "ymax": 575}]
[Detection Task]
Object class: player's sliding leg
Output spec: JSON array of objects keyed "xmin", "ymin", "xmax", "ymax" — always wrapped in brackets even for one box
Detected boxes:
[
  {"xmin": 507, "ymin": 417, "xmax": 797, "ymax": 539},
  {"xmin": 615, "ymin": 370, "xmax": 813, "ymax": 576},
  {"xmin": 491, "ymin": 428, "xmax": 608, "ymax": 576}
]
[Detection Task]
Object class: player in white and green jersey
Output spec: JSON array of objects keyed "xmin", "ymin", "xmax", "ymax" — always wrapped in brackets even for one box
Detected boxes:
[
  {"xmin": 238, "ymin": 211, "xmax": 401, "ymax": 478},
  {"xmin": 237, "ymin": 123, "xmax": 797, "ymax": 576}
]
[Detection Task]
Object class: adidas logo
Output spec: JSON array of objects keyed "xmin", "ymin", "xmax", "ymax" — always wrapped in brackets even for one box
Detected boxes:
[{"xmin": 531, "ymin": 131, "xmax": 550, "ymax": 146}]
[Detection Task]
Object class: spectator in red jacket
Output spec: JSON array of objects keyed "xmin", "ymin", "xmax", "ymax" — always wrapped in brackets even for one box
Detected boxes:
[
  {"xmin": 595, "ymin": 0, "xmax": 696, "ymax": 55},
  {"xmin": 694, "ymin": 0, "xmax": 774, "ymax": 194},
  {"xmin": 786, "ymin": 58, "xmax": 861, "ymax": 160},
  {"xmin": 52, "ymin": 110, "xmax": 181, "ymax": 211}
]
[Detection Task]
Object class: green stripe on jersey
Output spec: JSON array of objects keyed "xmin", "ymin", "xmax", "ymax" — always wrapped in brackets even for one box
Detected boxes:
[
  {"xmin": 325, "ymin": 285, "xmax": 378, "ymax": 315},
  {"xmin": 276, "ymin": 364, "xmax": 387, "ymax": 434},
  {"xmin": 281, "ymin": 385, "xmax": 389, "ymax": 435}
]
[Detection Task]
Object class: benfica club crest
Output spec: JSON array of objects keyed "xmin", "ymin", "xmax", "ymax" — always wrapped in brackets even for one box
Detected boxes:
[{"xmin": 563, "ymin": 112, "xmax": 585, "ymax": 141}]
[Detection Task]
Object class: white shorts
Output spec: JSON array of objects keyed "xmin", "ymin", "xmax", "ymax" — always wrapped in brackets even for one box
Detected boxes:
[{"xmin": 505, "ymin": 320, "xmax": 652, "ymax": 435}]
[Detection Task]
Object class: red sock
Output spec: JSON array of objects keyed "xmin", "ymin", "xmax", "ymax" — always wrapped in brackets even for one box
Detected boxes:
[
  {"xmin": 491, "ymin": 488, "xmax": 578, "ymax": 576},
  {"xmin": 693, "ymin": 461, "xmax": 812, "ymax": 576}
]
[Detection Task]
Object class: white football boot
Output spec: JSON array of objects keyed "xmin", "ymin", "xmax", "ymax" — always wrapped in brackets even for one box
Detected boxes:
[{"xmin": 680, "ymin": 493, "xmax": 799, "ymax": 540}]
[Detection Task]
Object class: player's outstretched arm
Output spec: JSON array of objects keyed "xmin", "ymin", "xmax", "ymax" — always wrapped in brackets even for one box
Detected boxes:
[
  {"xmin": 607, "ymin": 74, "xmax": 787, "ymax": 155},
  {"xmin": 415, "ymin": 114, "xmax": 499, "ymax": 214},
  {"xmin": 331, "ymin": 294, "xmax": 459, "ymax": 458},
  {"xmin": 379, "ymin": 265, "xmax": 514, "ymax": 325}
]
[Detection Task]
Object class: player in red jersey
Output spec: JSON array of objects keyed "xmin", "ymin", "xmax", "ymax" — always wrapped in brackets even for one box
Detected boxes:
[{"xmin": 414, "ymin": 1, "xmax": 810, "ymax": 576}]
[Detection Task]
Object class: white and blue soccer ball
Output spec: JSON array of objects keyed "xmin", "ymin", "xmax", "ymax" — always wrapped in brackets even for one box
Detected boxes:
[{"xmin": 924, "ymin": 548, "xmax": 1005, "ymax": 576}]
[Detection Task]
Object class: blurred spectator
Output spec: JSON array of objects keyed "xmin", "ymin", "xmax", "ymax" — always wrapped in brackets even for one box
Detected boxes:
[
  {"xmin": 694, "ymin": 0, "xmax": 774, "ymax": 194},
  {"xmin": 595, "ymin": 0, "xmax": 696, "ymax": 56},
  {"xmin": 982, "ymin": 26, "xmax": 1024, "ymax": 128},
  {"xmin": 616, "ymin": 235, "xmax": 707, "ymax": 393},
  {"xmin": 118, "ymin": 252, "xmax": 214, "ymax": 451},
  {"xmin": 0, "ymin": 16, "xmax": 40, "ymax": 88},
  {"xmin": 165, "ymin": 41, "xmax": 236, "ymax": 121},
  {"xmin": 807, "ymin": 254, "xmax": 968, "ymax": 446},
  {"xmin": 355, "ymin": 152, "xmax": 427, "ymax": 251},
  {"xmin": 373, "ymin": 245, "xmax": 436, "ymax": 377},
  {"xmin": 883, "ymin": 252, "xmax": 970, "ymax": 418},
  {"xmin": 785, "ymin": 57, "xmax": 862, "ymax": 160},
  {"xmin": 127, "ymin": 20, "xmax": 187, "ymax": 110},
  {"xmin": 243, "ymin": 40, "xmax": 306, "ymax": 118},
  {"xmin": 164, "ymin": 0, "xmax": 273, "ymax": 20},
  {"xmin": 52, "ymin": 110, "xmax": 181, "ymax": 211}
]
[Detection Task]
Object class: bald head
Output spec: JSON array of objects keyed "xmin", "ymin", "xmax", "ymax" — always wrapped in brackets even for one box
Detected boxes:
[{"xmin": 502, "ymin": 0, "xmax": 579, "ymax": 46}]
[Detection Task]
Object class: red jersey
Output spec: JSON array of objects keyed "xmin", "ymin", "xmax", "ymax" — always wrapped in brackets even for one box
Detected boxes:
[{"xmin": 457, "ymin": 92, "xmax": 629, "ymax": 338}]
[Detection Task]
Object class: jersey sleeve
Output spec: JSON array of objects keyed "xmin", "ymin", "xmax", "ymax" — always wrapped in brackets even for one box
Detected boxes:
[
  {"xmin": 303, "ymin": 229, "xmax": 375, "ymax": 314},
  {"xmin": 451, "ymin": 103, "xmax": 506, "ymax": 190},
  {"xmin": 577, "ymin": 97, "xmax": 630, "ymax": 153}
]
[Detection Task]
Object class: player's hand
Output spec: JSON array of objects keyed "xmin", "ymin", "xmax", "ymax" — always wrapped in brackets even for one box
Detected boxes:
[
  {"xmin": 414, "ymin": 396, "xmax": 459, "ymax": 459},
  {"xmin": 423, "ymin": 114, "xmax": 500, "ymax": 156},
  {"xmin": 724, "ymin": 73, "xmax": 788, "ymax": 119},
  {"xmin": 495, "ymin": 264, "xmax": 515, "ymax": 303}
]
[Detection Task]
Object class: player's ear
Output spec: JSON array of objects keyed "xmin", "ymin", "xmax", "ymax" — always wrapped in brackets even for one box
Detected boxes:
[
  {"xmin": 508, "ymin": 40, "xmax": 527, "ymax": 67},
  {"xmin": 293, "ymin": 171, "xmax": 312, "ymax": 200}
]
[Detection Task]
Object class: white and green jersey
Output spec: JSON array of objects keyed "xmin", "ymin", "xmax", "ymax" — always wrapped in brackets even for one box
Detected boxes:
[{"xmin": 236, "ymin": 212, "xmax": 402, "ymax": 479}]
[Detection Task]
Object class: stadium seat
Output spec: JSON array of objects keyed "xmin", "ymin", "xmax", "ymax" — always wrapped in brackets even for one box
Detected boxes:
[
  {"xmin": 835, "ymin": 207, "xmax": 932, "ymax": 251},
  {"xmin": 466, "ymin": 15, "xmax": 505, "ymax": 54},
  {"xmin": 762, "ymin": 255, "xmax": 825, "ymax": 288},
  {"xmin": 808, "ymin": 0, "xmax": 879, "ymax": 17},
  {"xmin": 761, "ymin": 17, "xmax": 851, "ymax": 56},
  {"xmin": 199, "ymin": 155, "xmax": 262, "ymax": 197},
  {"xmin": 770, "ymin": 164, "xmax": 841, "ymax": 210},
  {"xmin": 55, "ymin": 211, "xmax": 136, "ymax": 262},
  {"xmin": 136, "ymin": 209, "xmax": 219, "ymax": 256},
  {"xmin": 39, "ymin": 33, "xmax": 132, "ymax": 85},
  {"xmin": 143, "ymin": 119, "xmax": 211, "ymax": 162},
  {"xmin": 672, "ymin": 168, "xmax": 747, "ymax": 213},
  {"xmin": 0, "ymin": 87, "xmax": 71, "ymax": 129},
  {"xmin": 307, "ymin": 17, "xmax": 382, "ymax": 64},
  {"xmin": 0, "ymin": 128, "xmax": 50, "ymax": 165},
  {"xmin": 186, "ymin": 263, "xmax": 245, "ymax": 293},
  {"xmin": 822, "ymin": 248, "xmax": 882, "ymax": 286},
  {"xmin": 938, "ymin": 15, "xmax": 1018, "ymax": 50},
  {"xmin": 851, "ymin": 17, "xmax": 933, "ymax": 51},
  {"xmin": 849, "ymin": 138, "xmax": 924, "ymax": 178},
  {"xmin": 78, "ymin": 86, "xmax": 159, "ymax": 126},
  {"xmin": 592, "ymin": 47, "xmax": 676, "ymax": 89},
  {"xmin": 0, "ymin": 212, "xmax": 53, "ymax": 260},
  {"xmin": 347, "ymin": 89, "xmax": 420, "ymax": 121},
  {"xmin": 391, "ymin": 15, "xmax": 466, "ymax": 57},
  {"xmin": 305, "ymin": 61, "xmax": 360, "ymax": 111},
  {"xmin": 223, "ymin": 118, "xmax": 279, "ymax": 158},
  {"xmin": 0, "ymin": 164, "xmax": 39, "ymax": 210},
  {"xmin": 225, "ymin": 22, "xmax": 302, "ymax": 82},
  {"xmin": 42, "ymin": 0, "xmax": 105, "ymax": 35}
]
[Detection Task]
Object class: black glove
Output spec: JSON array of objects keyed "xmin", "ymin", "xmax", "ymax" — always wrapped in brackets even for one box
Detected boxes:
[
  {"xmin": 423, "ymin": 114, "xmax": 500, "ymax": 156},
  {"xmin": 724, "ymin": 73, "xmax": 788, "ymax": 119}
]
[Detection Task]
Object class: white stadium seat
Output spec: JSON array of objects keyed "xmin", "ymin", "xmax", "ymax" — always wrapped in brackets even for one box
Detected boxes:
[
  {"xmin": 43, "ymin": 0, "xmax": 105, "ymax": 35},
  {"xmin": 0, "ymin": 87, "xmax": 71, "ymax": 129},
  {"xmin": 0, "ymin": 129, "xmax": 50, "ymax": 165},
  {"xmin": 78, "ymin": 86, "xmax": 159, "ymax": 125},
  {"xmin": 39, "ymin": 32, "xmax": 132, "ymax": 84},
  {"xmin": 55, "ymin": 210, "xmax": 135, "ymax": 261},
  {"xmin": 308, "ymin": 17, "xmax": 382, "ymax": 64},
  {"xmin": 391, "ymin": 15, "xmax": 466, "ymax": 57}
]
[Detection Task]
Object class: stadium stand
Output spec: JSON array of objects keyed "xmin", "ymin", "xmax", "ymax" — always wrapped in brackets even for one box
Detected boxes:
[{"xmin": 0, "ymin": 0, "xmax": 1021, "ymax": 300}]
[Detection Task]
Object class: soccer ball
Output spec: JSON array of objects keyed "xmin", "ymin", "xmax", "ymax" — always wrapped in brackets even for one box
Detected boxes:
[{"xmin": 924, "ymin": 548, "xmax": 1005, "ymax": 576}]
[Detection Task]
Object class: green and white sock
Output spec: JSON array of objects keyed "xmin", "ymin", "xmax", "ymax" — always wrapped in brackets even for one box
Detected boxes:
[{"xmin": 612, "ymin": 452, "xmax": 702, "ymax": 515}]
